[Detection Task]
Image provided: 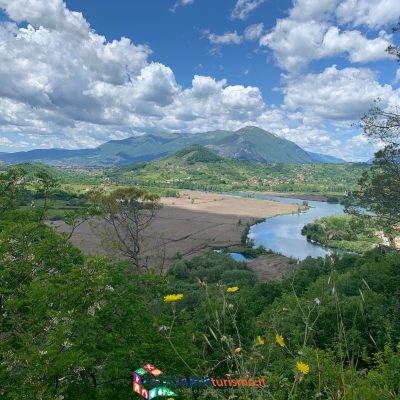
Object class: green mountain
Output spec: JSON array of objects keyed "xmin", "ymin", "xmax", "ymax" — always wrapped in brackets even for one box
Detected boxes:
[
  {"xmin": 0, "ymin": 126, "xmax": 344, "ymax": 166},
  {"xmin": 109, "ymin": 145, "xmax": 366, "ymax": 194}
]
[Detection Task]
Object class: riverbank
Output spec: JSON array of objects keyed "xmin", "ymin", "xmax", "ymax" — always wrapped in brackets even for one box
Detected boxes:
[
  {"xmin": 245, "ymin": 191, "xmax": 332, "ymax": 202},
  {"xmin": 50, "ymin": 190, "xmax": 298, "ymax": 266}
]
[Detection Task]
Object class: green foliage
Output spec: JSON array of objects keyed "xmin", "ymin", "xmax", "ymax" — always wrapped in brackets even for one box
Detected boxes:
[
  {"xmin": 172, "ymin": 144, "xmax": 223, "ymax": 164},
  {"xmin": 2, "ymin": 164, "xmax": 400, "ymax": 399},
  {"xmin": 301, "ymin": 214, "xmax": 381, "ymax": 253}
]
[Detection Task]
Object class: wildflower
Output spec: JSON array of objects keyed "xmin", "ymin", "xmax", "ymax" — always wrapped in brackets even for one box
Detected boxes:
[
  {"xmin": 296, "ymin": 361, "xmax": 310, "ymax": 375},
  {"xmin": 314, "ymin": 298, "xmax": 321, "ymax": 305},
  {"xmin": 257, "ymin": 335, "xmax": 265, "ymax": 346},
  {"xmin": 164, "ymin": 293, "xmax": 184, "ymax": 302},
  {"xmin": 234, "ymin": 347, "xmax": 242, "ymax": 354},
  {"xmin": 196, "ymin": 277, "xmax": 206, "ymax": 287},
  {"xmin": 87, "ymin": 305, "xmax": 96, "ymax": 316},
  {"xmin": 227, "ymin": 287, "xmax": 240, "ymax": 293},
  {"xmin": 275, "ymin": 334, "xmax": 285, "ymax": 347}
]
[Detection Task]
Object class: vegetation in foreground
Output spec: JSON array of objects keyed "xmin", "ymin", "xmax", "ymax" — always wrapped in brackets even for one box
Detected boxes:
[
  {"xmin": 2, "ymin": 24, "xmax": 400, "ymax": 400},
  {"xmin": 1, "ymin": 166, "xmax": 400, "ymax": 400}
]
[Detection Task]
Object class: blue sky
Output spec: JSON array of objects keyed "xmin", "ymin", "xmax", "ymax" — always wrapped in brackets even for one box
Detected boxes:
[
  {"xmin": 0, "ymin": 0, "xmax": 399, "ymax": 160},
  {"xmin": 65, "ymin": 0, "xmax": 290, "ymax": 101}
]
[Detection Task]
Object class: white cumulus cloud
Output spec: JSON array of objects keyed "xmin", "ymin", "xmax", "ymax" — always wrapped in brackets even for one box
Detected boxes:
[
  {"xmin": 260, "ymin": 0, "xmax": 394, "ymax": 73},
  {"xmin": 283, "ymin": 65, "xmax": 394, "ymax": 120},
  {"xmin": 336, "ymin": 0, "xmax": 400, "ymax": 28}
]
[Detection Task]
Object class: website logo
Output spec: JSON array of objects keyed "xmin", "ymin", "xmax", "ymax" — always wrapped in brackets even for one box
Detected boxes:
[{"xmin": 133, "ymin": 363, "xmax": 178, "ymax": 399}]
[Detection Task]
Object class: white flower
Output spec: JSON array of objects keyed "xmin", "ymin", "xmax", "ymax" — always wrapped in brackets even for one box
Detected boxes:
[
  {"xmin": 87, "ymin": 302, "xmax": 102, "ymax": 316},
  {"xmin": 314, "ymin": 298, "xmax": 321, "ymax": 306},
  {"xmin": 105, "ymin": 285, "xmax": 114, "ymax": 292},
  {"xmin": 87, "ymin": 305, "xmax": 96, "ymax": 316},
  {"xmin": 39, "ymin": 350, "xmax": 47, "ymax": 356},
  {"xmin": 63, "ymin": 340, "xmax": 72, "ymax": 349}
]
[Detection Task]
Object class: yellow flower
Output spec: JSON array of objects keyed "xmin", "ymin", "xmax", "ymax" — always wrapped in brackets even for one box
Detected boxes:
[
  {"xmin": 164, "ymin": 293, "xmax": 184, "ymax": 302},
  {"xmin": 296, "ymin": 361, "xmax": 310, "ymax": 375},
  {"xmin": 275, "ymin": 334, "xmax": 285, "ymax": 347},
  {"xmin": 257, "ymin": 335, "xmax": 265, "ymax": 346},
  {"xmin": 227, "ymin": 286, "xmax": 240, "ymax": 293}
]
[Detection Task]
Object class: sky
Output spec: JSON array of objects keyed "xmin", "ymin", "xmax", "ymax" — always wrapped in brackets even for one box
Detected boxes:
[{"xmin": 0, "ymin": 0, "xmax": 399, "ymax": 160}]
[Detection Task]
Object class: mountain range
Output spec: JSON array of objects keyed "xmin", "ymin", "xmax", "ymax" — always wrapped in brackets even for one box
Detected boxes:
[{"xmin": 0, "ymin": 126, "xmax": 344, "ymax": 166}]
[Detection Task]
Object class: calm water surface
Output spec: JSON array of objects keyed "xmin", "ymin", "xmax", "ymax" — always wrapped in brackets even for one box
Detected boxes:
[{"xmin": 230, "ymin": 193, "xmax": 345, "ymax": 260}]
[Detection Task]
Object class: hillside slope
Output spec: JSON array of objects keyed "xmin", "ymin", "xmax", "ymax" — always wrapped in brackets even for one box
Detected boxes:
[{"xmin": 0, "ymin": 126, "xmax": 343, "ymax": 166}]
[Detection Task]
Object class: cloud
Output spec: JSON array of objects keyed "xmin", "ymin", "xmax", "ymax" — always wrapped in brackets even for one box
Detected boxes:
[
  {"xmin": 203, "ymin": 30, "xmax": 242, "ymax": 45},
  {"xmin": 0, "ymin": 0, "xmax": 271, "ymax": 149},
  {"xmin": 243, "ymin": 23, "xmax": 264, "ymax": 41},
  {"xmin": 261, "ymin": 17, "xmax": 391, "ymax": 72},
  {"xmin": 170, "ymin": 0, "xmax": 194, "ymax": 13},
  {"xmin": 203, "ymin": 24, "xmax": 264, "ymax": 48},
  {"xmin": 231, "ymin": 0, "xmax": 265, "ymax": 20},
  {"xmin": 0, "ymin": 0, "xmax": 89, "ymax": 33},
  {"xmin": 320, "ymin": 27, "xmax": 391, "ymax": 63},
  {"xmin": 0, "ymin": 0, "xmax": 392, "ymax": 161},
  {"xmin": 283, "ymin": 65, "xmax": 394, "ymax": 120},
  {"xmin": 394, "ymin": 68, "xmax": 400, "ymax": 83},
  {"xmin": 0, "ymin": 136, "xmax": 13, "ymax": 146},
  {"xmin": 336, "ymin": 0, "xmax": 400, "ymax": 28},
  {"xmin": 260, "ymin": 0, "xmax": 394, "ymax": 73}
]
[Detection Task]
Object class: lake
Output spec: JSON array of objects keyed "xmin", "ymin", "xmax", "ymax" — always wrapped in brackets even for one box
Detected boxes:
[{"xmin": 231, "ymin": 193, "xmax": 345, "ymax": 260}]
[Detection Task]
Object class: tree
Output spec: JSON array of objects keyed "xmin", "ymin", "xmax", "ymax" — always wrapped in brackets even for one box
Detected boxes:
[
  {"xmin": 354, "ymin": 25, "xmax": 400, "ymax": 240},
  {"xmin": 93, "ymin": 187, "xmax": 162, "ymax": 272},
  {"xmin": 33, "ymin": 170, "xmax": 60, "ymax": 221},
  {"xmin": 0, "ymin": 166, "xmax": 26, "ymax": 220}
]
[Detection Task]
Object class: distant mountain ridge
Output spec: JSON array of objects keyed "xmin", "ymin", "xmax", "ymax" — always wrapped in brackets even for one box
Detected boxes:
[{"xmin": 0, "ymin": 126, "xmax": 345, "ymax": 166}]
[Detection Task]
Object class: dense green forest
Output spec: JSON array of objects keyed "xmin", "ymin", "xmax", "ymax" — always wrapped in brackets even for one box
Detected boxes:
[{"xmin": 1, "ymin": 166, "xmax": 400, "ymax": 399}]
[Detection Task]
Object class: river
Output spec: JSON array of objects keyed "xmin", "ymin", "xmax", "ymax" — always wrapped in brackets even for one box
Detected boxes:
[{"xmin": 232, "ymin": 193, "xmax": 345, "ymax": 260}]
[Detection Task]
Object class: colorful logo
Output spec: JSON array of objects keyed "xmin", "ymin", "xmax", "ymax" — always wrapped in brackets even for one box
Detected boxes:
[{"xmin": 133, "ymin": 363, "xmax": 178, "ymax": 399}]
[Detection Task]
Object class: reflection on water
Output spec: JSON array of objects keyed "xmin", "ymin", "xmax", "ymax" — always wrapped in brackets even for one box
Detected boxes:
[
  {"xmin": 228, "ymin": 252, "xmax": 254, "ymax": 262},
  {"xmin": 231, "ymin": 193, "xmax": 345, "ymax": 260},
  {"xmin": 214, "ymin": 249, "xmax": 254, "ymax": 262}
]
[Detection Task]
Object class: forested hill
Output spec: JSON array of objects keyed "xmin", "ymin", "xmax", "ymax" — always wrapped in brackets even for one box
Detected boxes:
[
  {"xmin": 106, "ymin": 145, "xmax": 366, "ymax": 194},
  {"xmin": 0, "ymin": 126, "xmax": 344, "ymax": 166}
]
